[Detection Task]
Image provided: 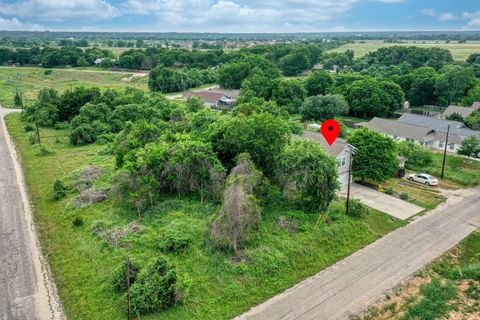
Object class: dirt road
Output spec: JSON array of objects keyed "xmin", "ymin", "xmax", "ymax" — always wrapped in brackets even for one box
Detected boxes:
[
  {"xmin": 236, "ymin": 187, "xmax": 480, "ymax": 320},
  {"xmin": 0, "ymin": 108, "xmax": 64, "ymax": 320}
]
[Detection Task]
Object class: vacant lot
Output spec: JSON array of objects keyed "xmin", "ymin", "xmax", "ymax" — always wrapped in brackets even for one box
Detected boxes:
[
  {"xmin": 0, "ymin": 67, "xmax": 148, "ymax": 107},
  {"xmin": 328, "ymin": 40, "xmax": 480, "ymax": 61},
  {"xmin": 6, "ymin": 113, "xmax": 406, "ymax": 320}
]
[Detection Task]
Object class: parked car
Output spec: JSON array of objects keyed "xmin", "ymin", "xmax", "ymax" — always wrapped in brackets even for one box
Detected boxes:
[{"xmin": 407, "ymin": 173, "xmax": 439, "ymax": 186}]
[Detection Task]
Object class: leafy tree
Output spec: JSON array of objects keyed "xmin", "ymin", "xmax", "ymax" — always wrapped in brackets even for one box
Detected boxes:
[
  {"xmin": 458, "ymin": 136, "xmax": 480, "ymax": 158},
  {"xmin": 210, "ymin": 153, "xmax": 262, "ymax": 253},
  {"xmin": 346, "ymin": 128, "xmax": 399, "ymax": 183},
  {"xmin": 300, "ymin": 94, "xmax": 348, "ymax": 122},
  {"xmin": 345, "ymin": 78, "xmax": 404, "ymax": 118},
  {"xmin": 305, "ymin": 71, "xmax": 334, "ymax": 96},
  {"xmin": 329, "ymin": 72, "xmax": 365, "ymax": 95},
  {"xmin": 408, "ymin": 67, "xmax": 438, "ymax": 106},
  {"xmin": 148, "ymin": 66, "xmax": 190, "ymax": 93},
  {"xmin": 185, "ymin": 96, "xmax": 204, "ymax": 113},
  {"xmin": 271, "ymin": 78, "xmax": 307, "ymax": 114},
  {"xmin": 239, "ymin": 69, "xmax": 275, "ymax": 101},
  {"xmin": 59, "ymin": 86, "xmax": 102, "ymax": 121},
  {"xmin": 397, "ymin": 141, "xmax": 433, "ymax": 168},
  {"xmin": 279, "ymin": 51, "xmax": 310, "ymax": 76},
  {"xmin": 25, "ymin": 88, "xmax": 60, "ymax": 127},
  {"xmin": 217, "ymin": 56, "xmax": 280, "ymax": 89},
  {"xmin": 209, "ymin": 112, "xmax": 291, "ymax": 176},
  {"xmin": 276, "ymin": 139, "xmax": 338, "ymax": 212},
  {"xmin": 462, "ymin": 83, "xmax": 480, "ymax": 107},
  {"xmin": 233, "ymin": 98, "xmax": 289, "ymax": 119},
  {"xmin": 435, "ymin": 65, "xmax": 476, "ymax": 106},
  {"xmin": 466, "ymin": 110, "xmax": 480, "ymax": 130}
]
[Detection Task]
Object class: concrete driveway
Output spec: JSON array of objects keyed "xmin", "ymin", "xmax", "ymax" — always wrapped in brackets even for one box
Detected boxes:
[{"xmin": 340, "ymin": 183, "xmax": 423, "ymax": 220}]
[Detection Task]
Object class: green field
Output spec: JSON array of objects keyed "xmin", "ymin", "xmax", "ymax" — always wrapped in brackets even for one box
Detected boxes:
[
  {"xmin": 328, "ymin": 40, "xmax": 480, "ymax": 61},
  {"xmin": 0, "ymin": 67, "xmax": 148, "ymax": 107},
  {"xmin": 5, "ymin": 113, "xmax": 406, "ymax": 320}
]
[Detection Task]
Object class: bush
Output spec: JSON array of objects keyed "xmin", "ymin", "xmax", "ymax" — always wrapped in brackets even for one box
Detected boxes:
[
  {"xmin": 158, "ymin": 221, "xmax": 191, "ymax": 253},
  {"xmin": 130, "ymin": 257, "xmax": 178, "ymax": 315},
  {"xmin": 245, "ymin": 246, "xmax": 287, "ymax": 277},
  {"xmin": 52, "ymin": 179, "xmax": 66, "ymax": 200},
  {"xmin": 24, "ymin": 123, "xmax": 35, "ymax": 132},
  {"xmin": 448, "ymin": 156, "xmax": 463, "ymax": 170},
  {"xmin": 37, "ymin": 146, "xmax": 54, "ymax": 156},
  {"xmin": 346, "ymin": 199, "xmax": 369, "ymax": 218},
  {"xmin": 27, "ymin": 132, "xmax": 37, "ymax": 145},
  {"xmin": 112, "ymin": 259, "xmax": 140, "ymax": 292},
  {"xmin": 397, "ymin": 141, "xmax": 433, "ymax": 169},
  {"xmin": 72, "ymin": 216, "xmax": 84, "ymax": 227},
  {"xmin": 54, "ymin": 122, "xmax": 70, "ymax": 130},
  {"xmin": 44, "ymin": 69, "xmax": 53, "ymax": 75},
  {"xmin": 385, "ymin": 187, "xmax": 394, "ymax": 195},
  {"xmin": 400, "ymin": 192, "xmax": 409, "ymax": 200}
]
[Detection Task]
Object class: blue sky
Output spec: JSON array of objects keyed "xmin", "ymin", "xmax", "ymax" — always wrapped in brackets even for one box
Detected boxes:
[{"xmin": 0, "ymin": 0, "xmax": 479, "ymax": 32}]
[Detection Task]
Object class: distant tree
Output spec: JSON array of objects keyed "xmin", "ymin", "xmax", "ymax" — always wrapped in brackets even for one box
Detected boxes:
[
  {"xmin": 210, "ymin": 153, "xmax": 262, "ymax": 253},
  {"xmin": 305, "ymin": 71, "xmax": 334, "ymax": 96},
  {"xmin": 466, "ymin": 53, "xmax": 480, "ymax": 65},
  {"xmin": 435, "ymin": 65, "xmax": 476, "ymax": 106},
  {"xmin": 300, "ymin": 94, "xmax": 348, "ymax": 122},
  {"xmin": 59, "ymin": 86, "xmax": 102, "ymax": 121},
  {"xmin": 276, "ymin": 139, "xmax": 338, "ymax": 212},
  {"xmin": 185, "ymin": 96, "xmax": 204, "ymax": 113},
  {"xmin": 397, "ymin": 141, "xmax": 433, "ymax": 168},
  {"xmin": 408, "ymin": 67, "xmax": 438, "ymax": 106},
  {"xmin": 271, "ymin": 78, "xmax": 307, "ymax": 114},
  {"xmin": 347, "ymin": 128, "xmax": 399, "ymax": 183},
  {"xmin": 458, "ymin": 136, "xmax": 480, "ymax": 158},
  {"xmin": 279, "ymin": 51, "xmax": 310, "ymax": 76},
  {"xmin": 462, "ymin": 83, "xmax": 480, "ymax": 107}
]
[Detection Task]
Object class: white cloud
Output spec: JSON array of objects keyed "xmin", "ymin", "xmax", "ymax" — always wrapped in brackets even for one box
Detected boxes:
[
  {"xmin": 462, "ymin": 11, "xmax": 480, "ymax": 28},
  {"xmin": 0, "ymin": 0, "xmax": 119, "ymax": 21},
  {"xmin": 0, "ymin": 15, "xmax": 44, "ymax": 30},
  {"xmin": 438, "ymin": 12, "xmax": 458, "ymax": 21},
  {"xmin": 421, "ymin": 8, "xmax": 436, "ymax": 17},
  {"xmin": 371, "ymin": 0, "xmax": 404, "ymax": 3}
]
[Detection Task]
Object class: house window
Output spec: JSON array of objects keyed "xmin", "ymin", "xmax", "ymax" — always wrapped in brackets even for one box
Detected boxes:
[
  {"xmin": 449, "ymin": 143, "xmax": 454, "ymax": 150},
  {"xmin": 338, "ymin": 156, "xmax": 346, "ymax": 167},
  {"xmin": 439, "ymin": 140, "xmax": 444, "ymax": 148}
]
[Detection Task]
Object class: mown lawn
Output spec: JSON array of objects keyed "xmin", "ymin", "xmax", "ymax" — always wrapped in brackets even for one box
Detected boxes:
[
  {"xmin": 420, "ymin": 153, "xmax": 480, "ymax": 187},
  {"xmin": 0, "ymin": 67, "xmax": 148, "ymax": 107},
  {"xmin": 6, "ymin": 113, "xmax": 407, "ymax": 320},
  {"xmin": 327, "ymin": 40, "xmax": 480, "ymax": 61}
]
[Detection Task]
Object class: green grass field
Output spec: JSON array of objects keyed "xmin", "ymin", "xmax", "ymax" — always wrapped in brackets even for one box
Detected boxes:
[
  {"xmin": 0, "ymin": 67, "xmax": 148, "ymax": 107},
  {"xmin": 5, "ymin": 113, "xmax": 406, "ymax": 320},
  {"xmin": 328, "ymin": 40, "xmax": 480, "ymax": 61}
]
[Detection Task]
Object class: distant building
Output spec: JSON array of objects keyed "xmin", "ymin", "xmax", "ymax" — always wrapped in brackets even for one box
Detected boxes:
[
  {"xmin": 183, "ymin": 88, "xmax": 240, "ymax": 110},
  {"xmin": 439, "ymin": 102, "xmax": 480, "ymax": 119}
]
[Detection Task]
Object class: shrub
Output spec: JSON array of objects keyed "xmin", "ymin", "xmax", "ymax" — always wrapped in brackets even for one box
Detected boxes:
[
  {"xmin": 27, "ymin": 133, "xmax": 37, "ymax": 145},
  {"xmin": 112, "ymin": 259, "xmax": 140, "ymax": 292},
  {"xmin": 158, "ymin": 221, "xmax": 191, "ymax": 253},
  {"xmin": 130, "ymin": 257, "xmax": 178, "ymax": 315},
  {"xmin": 245, "ymin": 246, "xmax": 287, "ymax": 277},
  {"xmin": 400, "ymin": 192, "xmax": 409, "ymax": 200},
  {"xmin": 385, "ymin": 187, "xmax": 394, "ymax": 195},
  {"xmin": 72, "ymin": 216, "xmax": 84, "ymax": 227},
  {"xmin": 37, "ymin": 146, "xmax": 54, "ymax": 157},
  {"xmin": 52, "ymin": 179, "xmax": 66, "ymax": 200},
  {"xmin": 24, "ymin": 123, "xmax": 35, "ymax": 132},
  {"xmin": 448, "ymin": 156, "xmax": 463, "ymax": 170},
  {"xmin": 346, "ymin": 199, "xmax": 369, "ymax": 218},
  {"xmin": 397, "ymin": 141, "xmax": 433, "ymax": 169},
  {"xmin": 44, "ymin": 69, "xmax": 53, "ymax": 75},
  {"xmin": 54, "ymin": 122, "xmax": 70, "ymax": 130}
]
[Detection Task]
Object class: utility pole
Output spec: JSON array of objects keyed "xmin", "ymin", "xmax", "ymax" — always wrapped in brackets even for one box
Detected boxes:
[
  {"xmin": 34, "ymin": 117, "xmax": 42, "ymax": 147},
  {"xmin": 126, "ymin": 256, "xmax": 132, "ymax": 320},
  {"xmin": 441, "ymin": 124, "xmax": 450, "ymax": 179},
  {"xmin": 345, "ymin": 145, "xmax": 354, "ymax": 216}
]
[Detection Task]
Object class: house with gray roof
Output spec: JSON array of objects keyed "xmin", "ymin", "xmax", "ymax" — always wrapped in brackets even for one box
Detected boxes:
[
  {"xmin": 302, "ymin": 131, "xmax": 352, "ymax": 189},
  {"xmin": 440, "ymin": 102, "xmax": 480, "ymax": 119}
]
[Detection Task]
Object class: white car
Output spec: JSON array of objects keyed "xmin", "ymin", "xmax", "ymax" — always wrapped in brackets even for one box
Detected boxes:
[{"xmin": 407, "ymin": 173, "xmax": 439, "ymax": 186}]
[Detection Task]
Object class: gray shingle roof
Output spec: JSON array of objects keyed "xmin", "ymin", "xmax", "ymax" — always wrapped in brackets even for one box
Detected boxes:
[
  {"xmin": 443, "ymin": 105, "xmax": 477, "ymax": 118},
  {"xmin": 397, "ymin": 113, "xmax": 480, "ymax": 139},
  {"xmin": 358, "ymin": 117, "xmax": 436, "ymax": 142},
  {"xmin": 301, "ymin": 131, "xmax": 347, "ymax": 157}
]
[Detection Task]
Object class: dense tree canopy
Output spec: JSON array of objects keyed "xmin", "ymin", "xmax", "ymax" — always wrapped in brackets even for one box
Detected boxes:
[
  {"xmin": 305, "ymin": 71, "xmax": 334, "ymax": 96},
  {"xmin": 300, "ymin": 94, "xmax": 348, "ymax": 122},
  {"xmin": 434, "ymin": 65, "xmax": 476, "ymax": 106},
  {"xmin": 271, "ymin": 78, "xmax": 307, "ymax": 114}
]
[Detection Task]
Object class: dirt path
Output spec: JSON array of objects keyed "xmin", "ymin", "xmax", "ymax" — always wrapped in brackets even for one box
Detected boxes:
[
  {"xmin": 235, "ymin": 187, "xmax": 480, "ymax": 320},
  {"xmin": 0, "ymin": 108, "xmax": 64, "ymax": 320}
]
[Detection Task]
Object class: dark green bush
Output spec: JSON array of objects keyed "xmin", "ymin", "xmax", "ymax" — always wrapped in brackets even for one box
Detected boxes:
[
  {"xmin": 24, "ymin": 123, "xmax": 35, "ymax": 132},
  {"xmin": 44, "ymin": 69, "xmax": 53, "ymax": 75},
  {"xmin": 53, "ymin": 179, "xmax": 66, "ymax": 200},
  {"xmin": 130, "ymin": 257, "xmax": 177, "ymax": 315},
  {"xmin": 385, "ymin": 187, "xmax": 394, "ymax": 195},
  {"xmin": 112, "ymin": 259, "xmax": 140, "ymax": 292},
  {"xmin": 346, "ymin": 199, "xmax": 369, "ymax": 218},
  {"xmin": 400, "ymin": 192, "xmax": 409, "ymax": 200},
  {"xmin": 37, "ymin": 146, "xmax": 54, "ymax": 157},
  {"xmin": 72, "ymin": 216, "xmax": 84, "ymax": 227}
]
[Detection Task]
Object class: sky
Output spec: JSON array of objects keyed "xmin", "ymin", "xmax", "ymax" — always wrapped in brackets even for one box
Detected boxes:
[{"xmin": 0, "ymin": 0, "xmax": 479, "ymax": 32}]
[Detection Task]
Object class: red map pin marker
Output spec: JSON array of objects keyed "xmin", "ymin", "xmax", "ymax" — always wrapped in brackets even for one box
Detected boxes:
[{"xmin": 320, "ymin": 119, "xmax": 341, "ymax": 146}]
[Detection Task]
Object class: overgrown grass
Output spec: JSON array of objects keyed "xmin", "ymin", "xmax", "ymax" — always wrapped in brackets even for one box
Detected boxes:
[
  {"xmin": 0, "ymin": 66, "xmax": 148, "ymax": 107},
  {"xmin": 6, "ymin": 113, "xmax": 407, "ymax": 320}
]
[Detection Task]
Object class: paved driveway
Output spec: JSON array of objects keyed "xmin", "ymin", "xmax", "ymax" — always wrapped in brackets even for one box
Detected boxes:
[{"xmin": 340, "ymin": 183, "xmax": 423, "ymax": 220}]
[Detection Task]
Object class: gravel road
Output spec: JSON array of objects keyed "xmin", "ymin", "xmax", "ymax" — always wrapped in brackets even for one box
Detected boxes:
[{"xmin": 0, "ymin": 108, "xmax": 64, "ymax": 320}]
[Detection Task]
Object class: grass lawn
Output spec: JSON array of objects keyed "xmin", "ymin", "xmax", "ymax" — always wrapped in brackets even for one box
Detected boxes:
[
  {"xmin": 419, "ymin": 153, "xmax": 480, "ymax": 187},
  {"xmin": 0, "ymin": 66, "xmax": 148, "ymax": 107},
  {"xmin": 357, "ymin": 230, "xmax": 480, "ymax": 320},
  {"xmin": 327, "ymin": 40, "xmax": 480, "ymax": 61},
  {"xmin": 6, "ymin": 112, "xmax": 407, "ymax": 320}
]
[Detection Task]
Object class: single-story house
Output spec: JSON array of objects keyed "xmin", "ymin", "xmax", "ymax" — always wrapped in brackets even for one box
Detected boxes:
[
  {"xmin": 183, "ymin": 88, "xmax": 239, "ymax": 110},
  {"xmin": 439, "ymin": 102, "xmax": 480, "ymax": 119},
  {"xmin": 302, "ymin": 131, "xmax": 353, "ymax": 189},
  {"xmin": 358, "ymin": 114, "xmax": 480, "ymax": 154}
]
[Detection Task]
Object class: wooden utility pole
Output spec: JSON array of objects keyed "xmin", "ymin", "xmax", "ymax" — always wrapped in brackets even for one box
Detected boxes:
[
  {"xmin": 441, "ymin": 124, "xmax": 450, "ymax": 179},
  {"xmin": 126, "ymin": 257, "xmax": 132, "ymax": 320},
  {"xmin": 345, "ymin": 145, "xmax": 354, "ymax": 216}
]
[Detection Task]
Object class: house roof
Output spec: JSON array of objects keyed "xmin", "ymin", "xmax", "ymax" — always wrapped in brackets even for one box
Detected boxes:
[
  {"xmin": 358, "ymin": 117, "xmax": 436, "ymax": 142},
  {"xmin": 183, "ymin": 88, "xmax": 239, "ymax": 103},
  {"xmin": 443, "ymin": 105, "xmax": 477, "ymax": 118},
  {"xmin": 301, "ymin": 131, "xmax": 347, "ymax": 158},
  {"xmin": 397, "ymin": 113, "xmax": 480, "ymax": 139}
]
